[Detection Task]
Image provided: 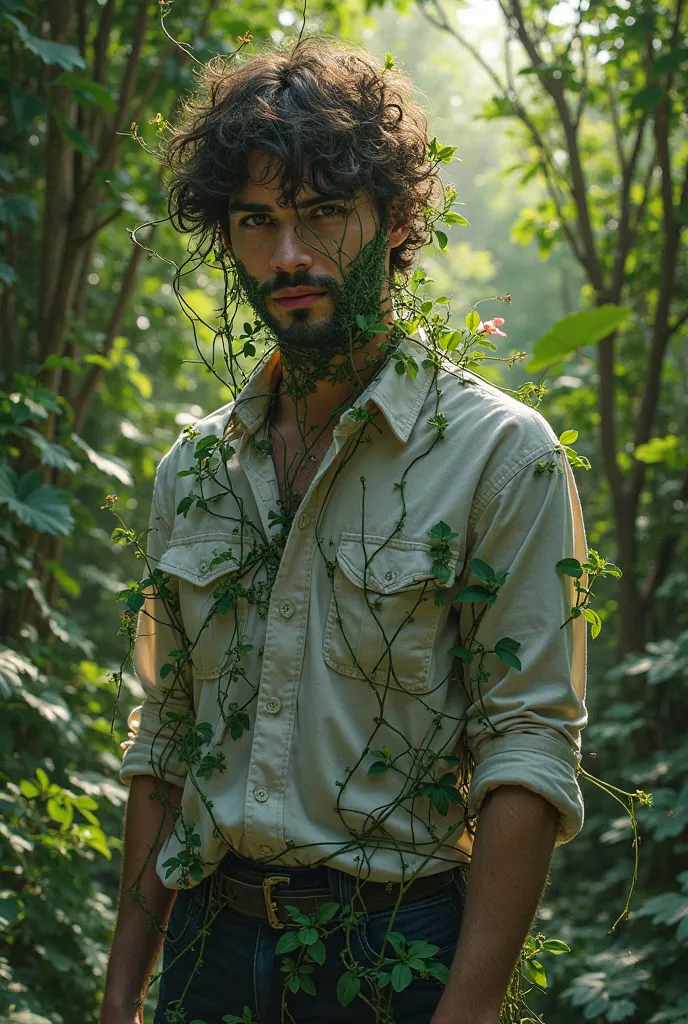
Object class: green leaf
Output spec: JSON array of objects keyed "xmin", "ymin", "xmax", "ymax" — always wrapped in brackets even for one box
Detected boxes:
[
  {"xmin": 424, "ymin": 960, "xmax": 450, "ymax": 983},
  {"xmin": 0, "ymin": 262, "xmax": 17, "ymax": 285},
  {"xmin": 523, "ymin": 958, "xmax": 548, "ymax": 988},
  {"xmin": 0, "ymin": 194, "xmax": 38, "ymax": 226},
  {"xmin": 19, "ymin": 779, "xmax": 40, "ymax": 799},
  {"xmin": 315, "ymin": 901, "xmax": 340, "ymax": 924},
  {"xmin": 308, "ymin": 939, "xmax": 326, "ymax": 964},
  {"xmin": 407, "ymin": 940, "xmax": 440, "ymax": 959},
  {"xmin": 542, "ymin": 938, "xmax": 571, "ymax": 954},
  {"xmin": 555, "ymin": 558, "xmax": 584, "ymax": 579},
  {"xmin": 454, "ymin": 585, "xmax": 496, "ymax": 604},
  {"xmin": 391, "ymin": 962, "xmax": 413, "ymax": 992},
  {"xmin": 495, "ymin": 648, "xmax": 522, "ymax": 671},
  {"xmin": 336, "ymin": 971, "xmax": 360, "ymax": 1007},
  {"xmin": 285, "ymin": 905, "xmax": 311, "ymax": 927},
  {"xmin": 71, "ymin": 433, "xmax": 133, "ymax": 484},
  {"xmin": 448, "ymin": 646, "xmax": 474, "ymax": 665},
  {"xmin": 298, "ymin": 927, "xmax": 319, "ymax": 946},
  {"xmin": 368, "ymin": 760, "xmax": 390, "ymax": 775},
  {"xmin": 0, "ymin": 465, "xmax": 74, "ymax": 536},
  {"xmin": 435, "ymin": 230, "xmax": 448, "ymax": 250},
  {"xmin": 628, "ymin": 85, "xmax": 664, "ymax": 112},
  {"xmin": 469, "ymin": 558, "xmax": 495, "ymax": 583},
  {"xmin": 385, "ymin": 931, "xmax": 406, "ymax": 953},
  {"xmin": 583, "ymin": 607, "xmax": 602, "ymax": 639},
  {"xmin": 299, "ymin": 975, "xmax": 316, "ymax": 996},
  {"xmin": 633, "ymin": 435, "xmax": 688, "ymax": 470},
  {"xmin": 444, "ymin": 212, "xmax": 468, "ymax": 226},
  {"xmin": 276, "ymin": 931, "xmax": 302, "ymax": 954},
  {"xmin": 495, "ymin": 636, "xmax": 520, "ymax": 652},
  {"xmin": 22, "ymin": 428, "xmax": 79, "ymax": 472},
  {"xmin": 559, "ymin": 429, "xmax": 579, "ymax": 446},
  {"xmin": 3, "ymin": 14, "xmax": 86, "ymax": 69},
  {"xmin": 56, "ymin": 71, "xmax": 117, "ymax": 112},
  {"xmin": 527, "ymin": 306, "xmax": 630, "ymax": 371},
  {"xmin": 465, "ymin": 310, "xmax": 480, "ymax": 332}
]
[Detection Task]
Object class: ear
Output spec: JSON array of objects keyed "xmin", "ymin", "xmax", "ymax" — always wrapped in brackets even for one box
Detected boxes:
[
  {"xmin": 388, "ymin": 222, "xmax": 411, "ymax": 250},
  {"xmin": 219, "ymin": 225, "xmax": 232, "ymax": 254}
]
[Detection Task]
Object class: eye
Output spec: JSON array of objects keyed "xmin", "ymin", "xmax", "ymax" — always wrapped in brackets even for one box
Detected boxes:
[
  {"xmin": 239, "ymin": 213, "xmax": 272, "ymax": 228},
  {"xmin": 312, "ymin": 204, "xmax": 347, "ymax": 219}
]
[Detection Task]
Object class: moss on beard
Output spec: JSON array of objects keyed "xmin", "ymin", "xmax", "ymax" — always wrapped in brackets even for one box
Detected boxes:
[{"xmin": 233, "ymin": 227, "xmax": 392, "ymax": 400}]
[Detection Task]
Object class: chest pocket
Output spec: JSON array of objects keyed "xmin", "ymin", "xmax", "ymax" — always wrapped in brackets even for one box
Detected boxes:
[
  {"xmin": 323, "ymin": 533, "xmax": 461, "ymax": 695},
  {"xmin": 158, "ymin": 534, "xmax": 256, "ymax": 680}
]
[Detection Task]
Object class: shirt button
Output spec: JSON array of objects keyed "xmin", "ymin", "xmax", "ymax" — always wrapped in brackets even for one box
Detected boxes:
[
  {"xmin": 253, "ymin": 787, "xmax": 269, "ymax": 803},
  {"xmin": 384, "ymin": 571, "xmax": 396, "ymax": 582},
  {"xmin": 278, "ymin": 601, "xmax": 294, "ymax": 619},
  {"xmin": 265, "ymin": 697, "xmax": 282, "ymax": 714},
  {"xmin": 260, "ymin": 845, "xmax": 273, "ymax": 855},
  {"xmin": 199, "ymin": 561, "xmax": 209, "ymax": 575},
  {"xmin": 297, "ymin": 513, "xmax": 311, "ymax": 530}
]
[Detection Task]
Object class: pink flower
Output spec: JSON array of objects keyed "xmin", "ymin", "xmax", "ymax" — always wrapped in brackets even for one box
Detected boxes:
[{"xmin": 478, "ymin": 317, "xmax": 507, "ymax": 337}]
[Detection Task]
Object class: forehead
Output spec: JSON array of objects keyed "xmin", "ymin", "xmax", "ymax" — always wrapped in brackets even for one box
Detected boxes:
[{"xmin": 230, "ymin": 150, "xmax": 363, "ymax": 210}]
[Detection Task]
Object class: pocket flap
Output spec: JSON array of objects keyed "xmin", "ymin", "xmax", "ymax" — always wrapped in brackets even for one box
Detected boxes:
[
  {"xmin": 336, "ymin": 533, "xmax": 461, "ymax": 595},
  {"xmin": 158, "ymin": 535, "xmax": 254, "ymax": 587}
]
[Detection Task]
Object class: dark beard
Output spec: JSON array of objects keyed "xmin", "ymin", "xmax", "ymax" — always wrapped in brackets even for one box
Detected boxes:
[
  {"xmin": 233, "ymin": 227, "xmax": 391, "ymax": 362},
  {"xmin": 256, "ymin": 272, "xmax": 352, "ymax": 352}
]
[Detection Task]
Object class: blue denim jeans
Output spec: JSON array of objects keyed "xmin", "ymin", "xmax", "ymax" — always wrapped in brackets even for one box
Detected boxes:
[{"xmin": 154, "ymin": 855, "xmax": 465, "ymax": 1024}]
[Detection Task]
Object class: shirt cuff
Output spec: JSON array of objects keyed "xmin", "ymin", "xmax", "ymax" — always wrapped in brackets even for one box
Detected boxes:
[
  {"xmin": 467, "ymin": 731, "xmax": 584, "ymax": 844},
  {"xmin": 119, "ymin": 701, "xmax": 190, "ymax": 789}
]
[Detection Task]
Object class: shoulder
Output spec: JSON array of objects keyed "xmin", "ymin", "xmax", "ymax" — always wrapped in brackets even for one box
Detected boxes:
[
  {"xmin": 434, "ymin": 364, "xmax": 559, "ymax": 463},
  {"xmin": 426, "ymin": 365, "xmax": 564, "ymax": 519}
]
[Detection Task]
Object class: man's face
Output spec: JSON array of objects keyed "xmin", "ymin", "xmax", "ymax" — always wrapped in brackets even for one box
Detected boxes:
[{"xmin": 226, "ymin": 152, "xmax": 400, "ymax": 353}]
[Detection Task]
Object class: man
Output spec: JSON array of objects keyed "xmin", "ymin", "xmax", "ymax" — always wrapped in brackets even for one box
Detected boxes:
[{"xmin": 101, "ymin": 38, "xmax": 587, "ymax": 1024}]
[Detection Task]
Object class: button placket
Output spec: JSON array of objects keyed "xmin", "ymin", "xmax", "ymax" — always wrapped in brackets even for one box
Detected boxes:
[{"xmin": 244, "ymin": 438, "xmax": 343, "ymax": 856}]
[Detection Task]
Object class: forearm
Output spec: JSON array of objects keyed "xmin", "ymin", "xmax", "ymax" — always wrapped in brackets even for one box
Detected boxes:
[
  {"xmin": 433, "ymin": 785, "xmax": 559, "ymax": 1024},
  {"xmin": 101, "ymin": 775, "xmax": 183, "ymax": 1022}
]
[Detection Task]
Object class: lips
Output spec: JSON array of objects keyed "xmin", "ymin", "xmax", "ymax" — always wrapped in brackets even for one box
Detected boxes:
[{"xmin": 271, "ymin": 287, "xmax": 327, "ymax": 309}]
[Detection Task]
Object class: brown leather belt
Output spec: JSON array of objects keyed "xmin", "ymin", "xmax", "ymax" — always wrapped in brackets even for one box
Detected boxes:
[{"xmin": 219, "ymin": 860, "xmax": 459, "ymax": 930}]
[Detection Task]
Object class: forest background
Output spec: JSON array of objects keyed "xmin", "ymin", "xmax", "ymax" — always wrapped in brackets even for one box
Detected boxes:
[{"xmin": 1, "ymin": 0, "xmax": 687, "ymax": 1021}]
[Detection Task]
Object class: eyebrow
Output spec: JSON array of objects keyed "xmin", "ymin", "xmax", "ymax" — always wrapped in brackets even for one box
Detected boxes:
[{"xmin": 228, "ymin": 193, "xmax": 350, "ymax": 214}]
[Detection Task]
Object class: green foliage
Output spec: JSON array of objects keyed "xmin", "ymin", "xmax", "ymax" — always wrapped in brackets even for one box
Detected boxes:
[
  {"xmin": 527, "ymin": 307, "xmax": 631, "ymax": 372},
  {"xmin": 1, "ymin": 0, "xmax": 686, "ymax": 1021}
]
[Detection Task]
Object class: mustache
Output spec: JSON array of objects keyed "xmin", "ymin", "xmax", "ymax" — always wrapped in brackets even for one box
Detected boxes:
[{"xmin": 259, "ymin": 270, "xmax": 339, "ymax": 298}]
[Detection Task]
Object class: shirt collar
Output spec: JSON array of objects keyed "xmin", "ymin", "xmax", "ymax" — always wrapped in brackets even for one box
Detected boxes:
[{"xmin": 227, "ymin": 333, "xmax": 434, "ymax": 445}]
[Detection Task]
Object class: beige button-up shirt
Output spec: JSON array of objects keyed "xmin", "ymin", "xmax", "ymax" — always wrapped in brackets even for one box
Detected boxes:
[{"xmin": 121, "ymin": 337, "xmax": 587, "ymax": 888}]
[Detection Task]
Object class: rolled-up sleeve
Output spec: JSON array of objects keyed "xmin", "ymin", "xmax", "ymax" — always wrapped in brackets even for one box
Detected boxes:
[
  {"xmin": 462, "ymin": 449, "xmax": 587, "ymax": 843},
  {"xmin": 120, "ymin": 457, "xmax": 194, "ymax": 788}
]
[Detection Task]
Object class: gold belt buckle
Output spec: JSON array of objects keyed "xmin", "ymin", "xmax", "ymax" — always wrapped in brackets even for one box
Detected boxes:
[{"xmin": 262, "ymin": 874, "xmax": 291, "ymax": 930}]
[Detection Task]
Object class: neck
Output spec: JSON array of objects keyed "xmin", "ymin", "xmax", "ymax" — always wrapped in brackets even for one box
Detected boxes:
[{"xmin": 273, "ymin": 327, "xmax": 389, "ymax": 437}]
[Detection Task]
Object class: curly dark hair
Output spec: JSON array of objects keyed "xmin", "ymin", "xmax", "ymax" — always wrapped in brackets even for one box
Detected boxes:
[{"xmin": 166, "ymin": 38, "xmax": 442, "ymax": 276}]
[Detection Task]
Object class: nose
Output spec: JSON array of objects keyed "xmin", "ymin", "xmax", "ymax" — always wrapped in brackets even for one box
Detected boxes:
[{"xmin": 269, "ymin": 223, "xmax": 314, "ymax": 277}]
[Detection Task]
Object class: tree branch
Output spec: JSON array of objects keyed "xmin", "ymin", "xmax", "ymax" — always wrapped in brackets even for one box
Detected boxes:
[
  {"xmin": 642, "ymin": 470, "xmax": 688, "ymax": 606},
  {"xmin": 72, "ymin": 237, "xmax": 146, "ymax": 435},
  {"xmin": 506, "ymin": 0, "xmax": 606, "ymax": 296},
  {"xmin": 628, "ymin": 135, "xmax": 688, "ymax": 508}
]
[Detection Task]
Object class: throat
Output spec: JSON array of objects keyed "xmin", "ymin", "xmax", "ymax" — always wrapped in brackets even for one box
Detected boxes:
[{"xmin": 268, "ymin": 417, "xmax": 335, "ymax": 516}]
